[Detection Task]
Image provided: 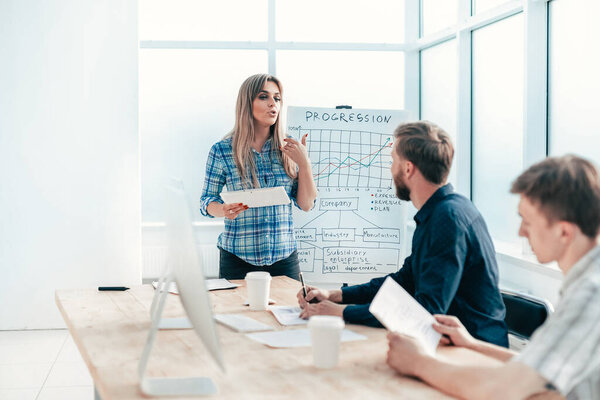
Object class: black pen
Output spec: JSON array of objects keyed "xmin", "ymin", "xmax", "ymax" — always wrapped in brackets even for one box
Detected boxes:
[
  {"xmin": 299, "ymin": 272, "xmax": 308, "ymax": 298},
  {"xmin": 299, "ymin": 272, "xmax": 317, "ymax": 304},
  {"xmin": 98, "ymin": 286, "xmax": 130, "ymax": 291}
]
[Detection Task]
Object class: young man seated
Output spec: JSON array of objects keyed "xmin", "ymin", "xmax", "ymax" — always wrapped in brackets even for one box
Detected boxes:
[
  {"xmin": 386, "ymin": 155, "xmax": 600, "ymax": 400},
  {"xmin": 298, "ymin": 121, "xmax": 508, "ymax": 347}
]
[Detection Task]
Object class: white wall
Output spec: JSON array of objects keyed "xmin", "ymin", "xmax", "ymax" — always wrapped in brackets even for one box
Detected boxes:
[{"xmin": 0, "ymin": 0, "xmax": 141, "ymax": 329}]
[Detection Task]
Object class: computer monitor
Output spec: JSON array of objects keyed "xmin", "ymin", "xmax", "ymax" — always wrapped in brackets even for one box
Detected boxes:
[{"xmin": 138, "ymin": 183, "xmax": 225, "ymax": 396}]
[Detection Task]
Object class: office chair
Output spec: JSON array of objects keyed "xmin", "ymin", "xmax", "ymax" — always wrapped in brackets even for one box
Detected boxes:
[{"xmin": 501, "ymin": 289, "xmax": 554, "ymax": 350}]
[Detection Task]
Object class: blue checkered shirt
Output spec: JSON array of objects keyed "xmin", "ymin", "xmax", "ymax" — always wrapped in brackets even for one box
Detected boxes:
[{"xmin": 200, "ymin": 137, "xmax": 303, "ymax": 266}]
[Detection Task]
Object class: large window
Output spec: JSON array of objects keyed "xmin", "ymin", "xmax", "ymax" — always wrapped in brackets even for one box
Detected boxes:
[
  {"xmin": 416, "ymin": 0, "xmax": 600, "ymax": 259},
  {"xmin": 277, "ymin": 51, "xmax": 405, "ymax": 109},
  {"xmin": 421, "ymin": 0, "xmax": 458, "ymax": 36},
  {"xmin": 277, "ymin": 0, "xmax": 405, "ymax": 43},
  {"xmin": 420, "ymin": 39, "xmax": 458, "ymax": 186},
  {"xmin": 548, "ymin": 0, "xmax": 600, "ymax": 165},
  {"xmin": 139, "ymin": 50, "xmax": 268, "ymax": 221},
  {"xmin": 472, "ymin": 14, "xmax": 524, "ymax": 245},
  {"xmin": 139, "ymin": 0, "xmax": 268, "ymax": 41},
  {"xmin": 473, "ymin": 0, "xmax": 512, "ymax": 15},
  {"xmin": 139, "ymin": 1, "xmax": 406, "ymax": 223}
]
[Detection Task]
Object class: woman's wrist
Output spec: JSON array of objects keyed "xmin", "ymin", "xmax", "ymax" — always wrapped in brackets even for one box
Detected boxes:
[
  {"xmin": 207, "ymin": 202, "xmax": 224, "ymax": 217},
  {"xmin": 296, "ymin": 157, "xmax": 311, "ymax": 171}
]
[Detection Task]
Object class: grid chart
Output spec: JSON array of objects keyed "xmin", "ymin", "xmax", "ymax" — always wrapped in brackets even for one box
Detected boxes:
[{"xmin": 304, "ymin": 129, "xmax": 394, "ymax": 189}]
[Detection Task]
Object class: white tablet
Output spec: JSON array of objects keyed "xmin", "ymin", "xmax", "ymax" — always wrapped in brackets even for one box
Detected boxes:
[{"xmin": 221, "ymin": 186, "xmax": 291, "ymax": 208}]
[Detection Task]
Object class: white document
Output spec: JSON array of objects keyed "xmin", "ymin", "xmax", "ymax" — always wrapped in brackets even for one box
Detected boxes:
[
  {"xmin": 245, "ymin": 329, "xmax": 367, "ymax": 348},
  {"xmin": 220, "ymin": 186, "xmax": 290, "ymax": 208},
  {"xmin": 214, "ymin": 314, "xmax": 274, "ymax": 333},
  {"xmin": 152, "ymin": 279, "xmax": 238, "ymax": 294},
  {"xmin": 369, "ymin": 277, "xmax": 442, "ymax": 356},
  {"xmin": 268, "ymin": 306, "xmax": 307, "ymax": 326},
  {"xmin": 206, "ymin": 278, "xmax": 239, "ymax": 291}
]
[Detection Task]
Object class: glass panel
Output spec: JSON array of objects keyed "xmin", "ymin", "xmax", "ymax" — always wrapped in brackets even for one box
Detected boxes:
[
  {"xmin": 420, "ymin": 39, "xmax": 458, "ymax": 187},
  {"xmin": 139, "ymin": 0, "xmax": 268, "ymax": 41},
  {"xmin": 473, "ymin": 0, "xmax": 511, "ymax": 15},
  {"xmin": 276, "ymin": 0, "xmax": 405, "ymax": 43},
  {"xmin": 472, "ymin": 14, "xmax": 524, "ymax": 245},
  {"xmin": 277, "ymin": 51, "xmax": 404, "ymax": 109},
  {"xmin": 548, "ymin": 0, "xmax": 600, "ymax": 165},
  {"xmin": 139, "ymin": 50, "xmax": 268, "ymax": 222},
  {"xmin": 422, "ymin": 0, "xmax": 458, "ymax": 37}
]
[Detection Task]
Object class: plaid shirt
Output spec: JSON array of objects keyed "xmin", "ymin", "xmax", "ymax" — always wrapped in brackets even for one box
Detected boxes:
[{"xmin": 200, "ymin": 137, "xmax": 303, "ymax": 266}]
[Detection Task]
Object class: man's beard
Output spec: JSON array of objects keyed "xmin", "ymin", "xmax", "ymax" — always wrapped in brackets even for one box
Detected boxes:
[{"xmin": 394, "ymin": 174, "xmax": 411, "ymax": 201}]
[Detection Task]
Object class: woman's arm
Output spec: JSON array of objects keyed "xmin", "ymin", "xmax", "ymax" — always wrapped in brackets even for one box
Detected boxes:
[
  {"xmin": 295, "ymin": 161, "xmax": 318, "ymax": 211},
  {"xmin": 281, "ymin": 134, "xmax": 317, "ymax": 211},
  {"xmin": 207, "ymin": 201, "xmax": 247, "ymax": 219}
]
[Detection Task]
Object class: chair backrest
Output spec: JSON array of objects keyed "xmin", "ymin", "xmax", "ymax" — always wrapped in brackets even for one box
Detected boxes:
[{"xmin": 501, "ymin": 289, "xmax": 554, "ymax": 340}]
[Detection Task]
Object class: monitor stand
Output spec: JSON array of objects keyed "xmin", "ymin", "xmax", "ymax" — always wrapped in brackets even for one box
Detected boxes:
[
  {"xmin": 139, "ymin": 272, "xmax": 217, "ymax": 396},
  {"xmin": 150, "ymin": 273, "xmax": 192, "ymax": 329}
]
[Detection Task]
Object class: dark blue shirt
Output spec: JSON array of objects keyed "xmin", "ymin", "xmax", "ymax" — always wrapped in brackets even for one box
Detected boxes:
[{"xmin": 342, "ymin": 184, "xmax": 509, "ymax": 347}]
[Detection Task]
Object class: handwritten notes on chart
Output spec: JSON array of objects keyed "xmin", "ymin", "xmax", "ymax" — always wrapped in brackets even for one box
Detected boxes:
[
  {"xmin": 369, "ymin": 277, "xmax": 441, "ymax": 356},
  {"xmin": 287, "ymin": 106, "xmax": 412, "ymax": 284}
]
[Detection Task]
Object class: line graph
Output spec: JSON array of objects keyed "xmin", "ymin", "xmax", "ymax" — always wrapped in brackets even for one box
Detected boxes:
[{"xmin": 304, "ymin": 129, "xmax": 394, "ymax": 189}]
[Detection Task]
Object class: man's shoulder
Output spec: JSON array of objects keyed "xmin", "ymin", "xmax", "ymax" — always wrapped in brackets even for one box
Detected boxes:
[{"xmin": 431, "ymin": 193, "xmax": 479, "ymax": 223}]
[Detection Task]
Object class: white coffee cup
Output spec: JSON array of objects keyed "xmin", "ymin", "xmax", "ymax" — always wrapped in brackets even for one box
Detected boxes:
[
  {"xmin": 308, "ymin": 315, "xmax": 345, "ymax": 369},
  {"xmin": 245, "ymin": 271, "xmax": 272, "ymax": 311}
]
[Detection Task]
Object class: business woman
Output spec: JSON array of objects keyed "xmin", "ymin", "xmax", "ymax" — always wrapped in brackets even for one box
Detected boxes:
[{"xmin": 200, "ymin": 74, "xmax": 317, "ymax": 280}]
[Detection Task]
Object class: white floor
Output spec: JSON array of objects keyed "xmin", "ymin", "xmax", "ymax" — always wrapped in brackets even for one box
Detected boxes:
[{"xmin": 0, "ymin": 329, "xmax": 94, "ymax": 400}]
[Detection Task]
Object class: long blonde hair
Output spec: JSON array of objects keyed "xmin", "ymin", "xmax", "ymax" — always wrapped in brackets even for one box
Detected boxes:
[{"xmin": 225, "ymin": 74, "xmax": 297, "ymax": 188}]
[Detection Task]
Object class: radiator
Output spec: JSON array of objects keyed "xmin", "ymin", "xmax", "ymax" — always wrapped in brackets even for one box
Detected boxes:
[{"xmin": 142, "ymin": 244, "xmax": 220, "ymax": 279}]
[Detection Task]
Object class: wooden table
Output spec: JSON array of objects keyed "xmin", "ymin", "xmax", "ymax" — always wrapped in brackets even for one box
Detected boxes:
[{"xmin": 56, "ymin": 276, "xmax": 502, "ymax": 399}]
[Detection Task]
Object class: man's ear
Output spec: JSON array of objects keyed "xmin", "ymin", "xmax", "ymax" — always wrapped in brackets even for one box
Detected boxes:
[
  {"xmin": 557, "ymin": 221, "xmax": 576, "ymax": 244},
  {"xmin": 404, "ymin": 160, "xmax": 416, "ymax": 178}
]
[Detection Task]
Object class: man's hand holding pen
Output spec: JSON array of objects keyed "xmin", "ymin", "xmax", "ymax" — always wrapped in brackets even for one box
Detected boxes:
[
  {"xmin": 296, "ymin": 285, "xmax": 329, "ymax": 307},
  {"xmin": 296, "ymin": 282, "xmax": 346, "ymax": 319}
]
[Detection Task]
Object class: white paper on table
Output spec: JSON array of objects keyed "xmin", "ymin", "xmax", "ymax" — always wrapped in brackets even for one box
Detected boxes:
[
  {"xmin": 206, "ymin": 278, "xmax": 239, "ymax": 291},
  {"xmin": 369, "ymin": 277, "xmax": 442, "ymax": 356},
  {"xmin": 268, "ymin": 306, "xmax": 307, "ymax": 326},
  {"xmin": 152, "ymin": 278, "xmax": 238, "ymax": 294},
  {"xmin": 220, "ymin": 186, "xmax": 290, "ymax": 208},
  {"xmin": 245, "ymin": 328, "xmax": 367, "ymax": 348}
]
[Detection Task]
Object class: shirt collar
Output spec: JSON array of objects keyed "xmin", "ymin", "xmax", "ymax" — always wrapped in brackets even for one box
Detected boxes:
[
  {"xmin": 414, "ymin": 183, "xmax": 454, "ymax": 225},
  {"xmin": 251, "ymin": 137, "xmax": 273, "ymax": 154},
  {"xmin": 561, "ymin": 245, "xmax": 600, "ymax": 294}
]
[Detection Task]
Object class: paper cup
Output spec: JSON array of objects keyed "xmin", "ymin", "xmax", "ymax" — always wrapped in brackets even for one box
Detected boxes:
[
  {"xmin": 308, "ymin": 315, "xmax": 345, "ymax": 369},
  {"xmin": 245, "ymin": 271, "xmax": 272, "ymax": 311}
]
